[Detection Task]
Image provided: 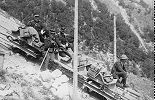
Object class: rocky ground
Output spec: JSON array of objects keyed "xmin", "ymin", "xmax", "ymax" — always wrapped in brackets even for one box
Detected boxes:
[
  {"xmin": 127, "ymin": 73, "xmax": 154, "ymax": 100},
  {"xmin": 0, "ymin": 53, "xmax": 98, "ymax": 100},
  {"xmin": 0, "ymin": 51, "xmax": 153, "ymax": 100}
]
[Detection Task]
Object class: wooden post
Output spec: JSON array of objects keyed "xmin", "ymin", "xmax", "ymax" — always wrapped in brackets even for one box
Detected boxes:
[
  {"xmin": 90, "ymin": 0, "xmax": 94, "ymax": 39},
  {"xmin": 41, "ymin": 0, "xmax": 43, "ymax": 17},
  {"xmin": 0, "ymin": 51, "xmax": 5, "ymax": 70},
  {"xmin": 73, "ymin": 0, "xmax": 78, "ymax": 99},
  {"xmin": 21, "ymin": 12, "xmax": 24, "ymax": 23},
  {"xmin": 114, "ymin": 15, "xmax": 117, "ymax": 63}
]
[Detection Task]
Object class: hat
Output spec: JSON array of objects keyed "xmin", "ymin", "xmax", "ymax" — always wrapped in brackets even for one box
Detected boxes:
[
  {"xmin": 50, "ymin": 29, "xmax": 55, "ymax": 33},
  {"xmin": 34, "ymin": 14, "xmax": 39, "ymax": 17},
  {"xmin": 120, "ymin": 54, "xmax": 128, "ymax": 60},
  {"xmin": 19, "ymin": 24, "xmax": 26, "ymax": 29}
]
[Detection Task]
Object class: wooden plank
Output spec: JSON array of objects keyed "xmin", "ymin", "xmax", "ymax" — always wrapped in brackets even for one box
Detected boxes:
[
  {"xmin": 73, "ymin": 0, "xmax": 79, "ymax": 99},
  {"xmin": 0, "ymin": 51, "xmax": 5, "ymax": 70}
]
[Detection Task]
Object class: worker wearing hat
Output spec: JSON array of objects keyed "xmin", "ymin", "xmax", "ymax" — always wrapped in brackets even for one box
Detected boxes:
[
  {"xmin": 111, "ymin": 54, "xmax": 129, "ymax": 88},
  {"xmin": 27, "ymin": 14, "xmax": 44, "ymax": 32},
  {"xmin": 34, "ymin": 14, "xmax": 39, "ymax": 17}
]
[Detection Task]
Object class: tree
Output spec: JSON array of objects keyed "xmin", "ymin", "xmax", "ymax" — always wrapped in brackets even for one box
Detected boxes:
[{"xmin": 141, "ymin": 58, "xmax": 154, "ymax": 80}]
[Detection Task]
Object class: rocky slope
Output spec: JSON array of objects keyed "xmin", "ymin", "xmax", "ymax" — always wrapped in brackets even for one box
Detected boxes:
[
  {"xmin": 0, "ymin": 53, "xmax": 98, "ymax": 100},
  {"xmin": 0, "ymin": 0, "xmax": 154, "ymax": 100}
]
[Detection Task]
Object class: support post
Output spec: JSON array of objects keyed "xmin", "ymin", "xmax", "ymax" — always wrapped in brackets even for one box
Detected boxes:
[
  {"xmin": 0, "ymin": 51, "xmax": 5, "ymax": 70},
  {"xmin": 41, "ymin": 0, "xmax": 44, "ymax": 17},
  {"xmin": 73, "ymin": 0, "xmax": 78, "ymax": 99},
  {"xmin": 114, "ymin": 15, "xmax": 117, "ymax": 63}
]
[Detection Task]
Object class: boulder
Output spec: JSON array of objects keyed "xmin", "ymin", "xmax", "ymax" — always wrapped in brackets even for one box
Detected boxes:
[
  {"xmin": 0, "ymin": 84, "xmax": 6, "ymax": 90},
  {"xmin": 55, "ymin": 83, "xmax": 70, "ymax": 98},
  {"xmin": 50, "ymin": 87, "xmax": 57, "ymax": 94},
  {"xmin": 0, "ymin": 89, "xmax": 14, "ymax": 96},
  {"xmin": 32, "ymin": 78, "xmax": 43, "ymax": 87},
  {"xmin": 55, "ymin": 75, "xmax": 69, "ymax": 84},
  {"xmin": 39, "ymin": 70, "xmax": 53, "ymax": 82},
  {"xmin": 52, "ymin": 81, "xmax": 60, "ymax": 89},
  {"xmin": 42, "ymin": 79, "xmax": 54, "ymax": 89},
  {"xmin": 52, "ymin": 75, "xmax": 69, "ymax": 89},
  {"xmin": 50, "ymin": 69, "xmax": 62, "ymax": 79}
]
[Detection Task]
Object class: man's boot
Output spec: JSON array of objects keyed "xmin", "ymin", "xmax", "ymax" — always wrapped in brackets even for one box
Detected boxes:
[{"xmin": 122, "ymin": 77, "xmax": 128, "ymax": 88}]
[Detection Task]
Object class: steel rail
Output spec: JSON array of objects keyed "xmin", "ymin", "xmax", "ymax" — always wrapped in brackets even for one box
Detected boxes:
[{"xmin": 54, "ymin": 60, "xmax": 122, "ymax": 100}]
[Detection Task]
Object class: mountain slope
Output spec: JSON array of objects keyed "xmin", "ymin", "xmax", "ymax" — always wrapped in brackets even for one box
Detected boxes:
[{"xmin": 0, "ymin": 1, "xmax": 154, "ymax": 99}]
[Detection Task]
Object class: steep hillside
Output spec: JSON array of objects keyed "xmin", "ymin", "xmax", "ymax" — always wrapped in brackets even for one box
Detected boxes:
[{"xmin": 0, "ymin": 0, "xmax": 154, "ymax": 99}]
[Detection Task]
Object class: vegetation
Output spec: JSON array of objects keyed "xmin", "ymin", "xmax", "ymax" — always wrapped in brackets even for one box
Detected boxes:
[{"xmin": 0, "ymin": 0, "xmax": 153, "ymax": 80}]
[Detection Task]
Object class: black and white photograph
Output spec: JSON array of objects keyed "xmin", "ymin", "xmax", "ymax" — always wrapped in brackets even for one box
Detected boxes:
[{"xmin": 0, "ymin": 0, "xmax": 154, "ymax": 100}]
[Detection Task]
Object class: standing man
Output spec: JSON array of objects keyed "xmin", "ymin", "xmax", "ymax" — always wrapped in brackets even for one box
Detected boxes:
[
  {"xmin": 111, "ymin": 54, "xmax": 129, "ymax": 87},
  {"xmin": 58, "ymin": 27, "xmax": 67, "ymax": 46},
  {"xmin": 40, "ymin": 29, "xmax": 57, "ymax": 71}
]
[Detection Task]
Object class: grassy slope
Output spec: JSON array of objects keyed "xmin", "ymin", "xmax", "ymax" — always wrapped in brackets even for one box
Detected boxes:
[{"xmin": 127, "ymin": 73, "xmax": 154, "ymax": 99}]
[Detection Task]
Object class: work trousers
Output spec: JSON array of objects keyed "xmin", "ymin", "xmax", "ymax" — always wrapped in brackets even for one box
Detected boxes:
[{"xmin": 113, "ymin": 72, "xmax": 127, "ymax": 85}]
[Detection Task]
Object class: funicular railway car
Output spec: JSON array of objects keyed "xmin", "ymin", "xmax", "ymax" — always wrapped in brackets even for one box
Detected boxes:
[
  {"xmin": 0, "ymin": 30, "xmax": 43, "ymax": 58},
  {"xmin": 54, "ymin": 55, "xmax": 143, "ymax": 100}
]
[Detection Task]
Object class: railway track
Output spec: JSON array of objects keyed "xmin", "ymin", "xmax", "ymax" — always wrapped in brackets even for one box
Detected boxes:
[
  {"xmin": 53, "ymin": 60, "xmax": 121, "ymax": 100},
  {"xmin": 0, "ymin": 29, "xmax": 142, "ymax": 100},
  {"xmin": 52, "ymin": 59, "xmax": 142, "ymax": 100}
]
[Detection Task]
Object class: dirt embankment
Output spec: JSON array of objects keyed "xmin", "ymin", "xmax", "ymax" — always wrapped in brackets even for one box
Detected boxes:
[{"xmin": 127, "ymin": 73, "xmax": 154, "ymax": 99}]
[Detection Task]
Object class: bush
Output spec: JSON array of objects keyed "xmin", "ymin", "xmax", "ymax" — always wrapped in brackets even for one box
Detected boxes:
[{"xmin": 141, "ymin": 58, "xmax": 154, "ymax": 80}]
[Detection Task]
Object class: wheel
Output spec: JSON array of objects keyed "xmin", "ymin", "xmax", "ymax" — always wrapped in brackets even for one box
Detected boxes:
[{"xmin": 7, "ymin": 36, "xmax": 13, "ymax": 41}]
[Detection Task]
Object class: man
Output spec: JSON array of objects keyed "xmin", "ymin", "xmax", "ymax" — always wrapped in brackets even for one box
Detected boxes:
[
  {"xmin": 58, "ymin": 27, "xmax": 67, "ymax": 46},
  {"xmin": 57, "ymin": 27, "xmax": 74, "ymax": 51},
  {"xmin": 43, "ymin": 29, "xmax": 57, "ymax": 51},
  {"xmin": 111, "ymin": 54, "xmax": 128, "ymax": 87},
  {"xmin": 41, "ymin": 29, "xmax": 58, "ymax": 70},
  {"xmin": 27, "ymin": 14, "xmax": 44, "ymax": 32},
  {"xmin": 56, "ymin": 27, "xmax": 72, "ymax": 63},
  {"xmin": 27, "ymin": 14, "xmax": 44, "ymax": 43}
]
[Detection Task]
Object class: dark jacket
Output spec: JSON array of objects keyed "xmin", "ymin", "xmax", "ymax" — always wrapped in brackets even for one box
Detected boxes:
[
  {"xmin": 111, "ymin": 61, "xmax": 127, "ymax": 75},
  {"xmin": 27, "ymin": 20, "xmax": 43, "ymax": 32}
]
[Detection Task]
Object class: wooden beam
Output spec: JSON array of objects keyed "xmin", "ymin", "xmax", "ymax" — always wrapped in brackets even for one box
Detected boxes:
[
  {"xmin": 113, "ymin": 15, "xmax": 117, "ymax": 63},
  {"xmin": 73, "ymin": 0, "xmax": 79, "ymax": 99}
]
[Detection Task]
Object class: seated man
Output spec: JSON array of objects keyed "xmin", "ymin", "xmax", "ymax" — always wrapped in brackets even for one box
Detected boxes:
[
  {"xmin": 53, "ymin": 28, "xmax": 72, "ymax": 63},
  {"xmin": 111, "ymin": 54, "xmax": 129, "ymax": 87},
  {"xmin": 27, "ymin": 14, "xmax": 44, "ymax": 32},
  {"xmin": 18, "ymin": 25, "xmax": 43, "ymax": 47}
]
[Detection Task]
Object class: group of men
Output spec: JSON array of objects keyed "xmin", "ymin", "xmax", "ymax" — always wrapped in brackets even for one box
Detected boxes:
[
  {"xmin": 16, "ymin": 14, "xmax": 129, "ymax": 88},
  {"xmin": 16, "ymin": 14, "xmax": 73, "ymax": 51},
  {"xmin": 15, "ymin": 14, "xmax": 73, "ymax": 70}
]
